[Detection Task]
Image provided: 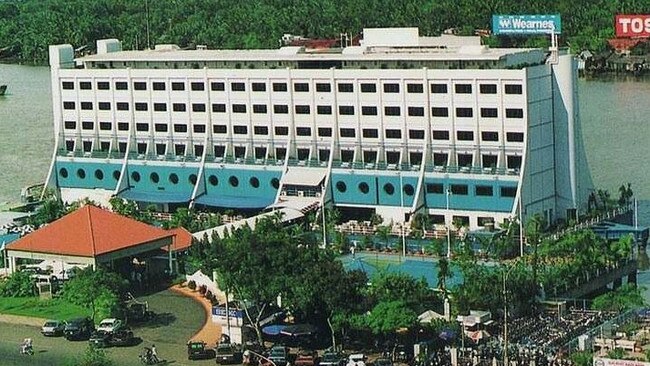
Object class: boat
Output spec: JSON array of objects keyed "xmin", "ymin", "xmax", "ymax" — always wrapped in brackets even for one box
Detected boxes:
[{"xmin": 0, "ymin": 85, "xmax": 6, "ymax": 96}]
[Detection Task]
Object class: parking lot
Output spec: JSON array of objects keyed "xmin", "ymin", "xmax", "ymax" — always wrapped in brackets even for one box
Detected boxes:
[{"xmin": 0, "ymin": 289, "xmax": 218, "ymax": 366}]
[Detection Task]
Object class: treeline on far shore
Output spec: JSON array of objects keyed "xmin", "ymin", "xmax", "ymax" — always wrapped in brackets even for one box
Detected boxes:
[{"xmin": 1, "ymin": 0, "xmax": 649, "ymax": 64}]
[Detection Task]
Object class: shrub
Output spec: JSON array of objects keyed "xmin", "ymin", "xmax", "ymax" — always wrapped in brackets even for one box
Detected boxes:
[
  {"xmin": 205, "ymin": 290, "xmax": 213, "ymax": 300},
  {"xmin": 198, "ymin": 285, "xmax": 207, "ymax": 295},
  {"xmin": 188, "ymin": 280, "xmax": 196, "ymax": 290},
  {"xmin": 0, "ymin": 271, "xmax": 37, "ymax": 297}
]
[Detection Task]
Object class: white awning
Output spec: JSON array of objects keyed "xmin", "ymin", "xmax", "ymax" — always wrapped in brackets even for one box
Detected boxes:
[{"xmin": 282, "ymin": 168, "xmax": 327, "ymax": 187}]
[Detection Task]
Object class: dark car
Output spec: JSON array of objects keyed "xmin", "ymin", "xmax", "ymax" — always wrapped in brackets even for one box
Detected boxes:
[
  {"xmin": 89, "ymin": 330, "xmax": 111, "ymax": 348},
  {"xmin": 64, "ymin": 317, "xmax": 94, "ymax": 341},
  {"xmin": 294, "ymin": 349, "xmax": 319, "ymax": 366},
  {"xmin": 320, "ymin": 352, "xmax": 346, "ymax": 366},
  {"xmin": 374, "ymin": 359, "xmax": 393, "ymax": 366},
  {"xmin": 215, "ymin": 343, "xmax": 243, "ymax": 364},
  {"xmin": 188, "ymin": 341, "xmax": 216, "ymax": 360},
  {"xmin": 89, "ymin": 328, "xmax": 136, "ymax": 348}
]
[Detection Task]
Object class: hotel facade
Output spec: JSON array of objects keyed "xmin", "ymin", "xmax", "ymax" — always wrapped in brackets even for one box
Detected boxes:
[{"xmin": 45, "ymin": 28, "xmax": 592, "ymax": 229}]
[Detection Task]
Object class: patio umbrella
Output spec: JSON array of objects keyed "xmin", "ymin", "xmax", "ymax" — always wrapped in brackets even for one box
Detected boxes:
[
  {"xmin": 438, "ymin": 329, "xmax": 456, "ymax": 341},
  {"xmin": 279, "ymin": 324, "xmax": 317, "ymax": 337},
  {"xmin": 262, "ymin": 325, "xmax": 287, "ymax": 336}
]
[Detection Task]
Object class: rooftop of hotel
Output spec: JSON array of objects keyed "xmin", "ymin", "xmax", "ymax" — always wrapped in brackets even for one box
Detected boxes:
[{"xmin": 74, "ymin": 27, "xmax": 545, "ymax": 64}]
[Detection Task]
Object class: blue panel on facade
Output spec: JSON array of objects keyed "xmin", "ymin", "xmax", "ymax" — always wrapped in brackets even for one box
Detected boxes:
[
  {"xmin": 194, "ymin": 195, "xmax": 274, "ymax": 209},
  {"xmin": 330, "ymin": 174, "xmax": 378, "ymax": 206},
  {"xmin": 423, "ymin": 177, "xmax": 516, "ymax": 212},
  {"xmin": 125, "ymin": 164, "xmax": 197, "ymax": 199},
  {"xmin": 375, "ymin": 175, "xmax": 418, "ymax": 207},
  {"xmin": 55, "ymin": 161, "xmax": 122, "ymax": 190},
  {"xmin": 200, "ymin": 168, "xmax": 281, "ymax": 209},
  {"xmin": 119, "ymin": 190, "xmax": 191, "ymax": 203}
]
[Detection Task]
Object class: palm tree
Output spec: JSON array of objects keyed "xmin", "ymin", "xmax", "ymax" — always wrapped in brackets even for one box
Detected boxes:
[
  {"xmin": 436, "ymin": 257, "xmax": 452, "ymax": 294},
  {"xmin": 376, "ymin": 224, "xmax": 392, "ymax": 251}
]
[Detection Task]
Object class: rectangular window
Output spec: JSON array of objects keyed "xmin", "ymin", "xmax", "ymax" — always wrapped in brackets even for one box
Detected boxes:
[
  {"xmin": 295, "ymin": 105, "xmax": 310, "ymax": 114},
  {"xmin": 274, "ymin": 126, "xmax": 289, "ymax": 135},
  {"xmin": 231, "ymin": 82, "xmax": 245, "ymax": 92},
  {"xmin": 457, "ymin": 153, "xmax": 472, "ymax": 167},
  {"xmin": 272, "ymin": 82, "xmax": 287, "ymax": 92},
  {"xmin": 360, "ymin": 83, "xmax": 376, "ymax": 93},
  {"xmin": 252, "ymin": 82, "xmax": 266, "ymax": 92},
  {"xmin": 134, "ymin": 102, "xmax": 148, "ymax": 111},
  {"xmin": 155, "ymin": 123, "xmax": 168, "ymax": 132},
  {"xmin": 451, "ymin": 184, "xmax": 468, "ymax": 195},
  {"xmin": 171, "ymin": 82, "xmax": 185, "ymax": 91},
  {"xmin": 479, "ymin": 84, "xmax": 497, "ymax": 94},
  {"xmin": 480, "ymin": 108, "xmax": 498, "ymax": 118},
  {"xmin": 432, "ymin": 130, "xmax": 449, "ymax": 140},
  {"xmin": 317, "ymin": 105, "xmax": 332, "ymax": 115},
  {"xmin": 385, "ymin": 129, "xmax": 401, "ymax": 139},
  {"xmin": 505, "ymin": 108, "xmax": 524, "ymax": 118},
  {"xmin": 118, "ymin": 122, "xmax": 129, "ymax": 131},
  {"xmin": 318, "ymin": 127, "xmax": 332, "ymax": 137},
  {"xmin": 133, "ymin": 82, "xmax": 147, "ymax": 91},
  {"xmin": 505, "ymin": 84, "xmax": 523, "ymax": 94},
  {"xmin": 175, "ymin": 144, "xmax": 186, "ymax": 156},
  {"xmin": 316, "ymin": 83, "xmax": 331, "ymax": 92},
  {"xmin": 192, "ymin": 103, "xmax": 206, "ymax": 112},
  {"xmin": 361, "ymin": 106, "xmax": 377, "ymax": 116},
  {"xmin": 408, "ymin": 129, "xmax": 425, "ymax": 139},
  {"xmin": 153, "ymin": 82, "xmax": 166, "ymax": 91},
  {"xmin": 431, "ymin": 107, "xmax": 449, "ymax": 117},
  {"xmin": 64, "ymin": 121, "xmax": 76, "ymax": 129},
  {"xmin": 456, "ymin": 107, "xmax": 473, "ymax": 118},
  {"xmin": 408, "ymin": 106, "xmax": 424, "ymax": 117},
  {"xmin": 407, "ymin": 83, "xmax": 423, "ymax": 93},
  {"xmin": 213, "ymin": 125, "xmax": 227, "ymax": 134},
  {"xmin": 457, "ymin": 131, "xmax": 474, "ymax": 141},
  {"xmin": 293, "ymin": 83, "xmax": 309, "ymax": 92},
  {"xmin": 212, "ymin": 103, "xmax": 226, "ymax": 113},
  {"xmin": 337, "ymin": 83, "xmax": 353, "ymax": 93},
  {"xmin": 254, "ymin": 126, "xmax": 268, "ymax": 135},
  {"xmin": 362, "ymin": 129, "xmax": 378, "ymax": 138},
  {"xmin": 79, "ymin": 81, "xmax": 92, "ymax": 90},
  {"xmin": 154, "ymin": 103, "xmax": 167, "ymax": 112},
  {"xmin": 454, "ymin": 84, "xmax": 472, "ymax": 94},
  {"xmin": 211, "ymin": 82, "xmax": 225, "ymax": 91},
  {"xmin": 430, "ymin": 83, "xmax": 448, "ymax": 93},
  {"xmin": 478, "ymin": 217, "xmax": 494, "ymax": 226},
  {"xmin": 155, "ymin": 143, "xmax": 166, "ymax": 155},
  {"xmin": 99, "ymin": 122, "xmax": 111, "ymax": 131},
  {"xmin": 483, "ymin": 154, "xmax": 497, "ymax": 168},
  {"xmin": 190, "ymin": 82, "xmax": 205, "ymax": 91},
  {"xmin": 115, "ymin": 81, "xmax": 128, "ymax": 90},
  {"xmin": 384, "ymin": 106, "xmax": 400, "ymax": 116},
  {"xmin": 507, "ymin": 155, "xmax": 522, "ymax": 169},
  {"xmin": 136, "ymin": 123, "xmax": 149, "ymax": 132},
  {"xmin": 476, "ymin": 185, "xmax": 494, "ymax": 196},
  {"xmin": 273, "ymin": 105, "xmax": 288, "ymax": 114},
  {"xmin": 481, "ymin": 131, "xmax": 499, "ymax": 141},
  {"xmin": 506, "ymin": 132, "xmax": 524, "ymax": 142},
  {"xmin": 232, "ymin": 104, "xmax": 246, "ymax": 113},
  {"xmin": 98, "ymin": 102, "xmax": 111, "ymax": 111},
  {"xmin": 97, "ymin": 81, "xmax": 110, "ymax": 90},
  {"xmin": 116, "ymin": 102, "xmax": 129, "ymax": 111},
  {"xmin": 426, "ymin": 183, "xmax": 444, "ymax": 194},
  {"xmin": 174, "ymin": 124, "xmax": 188, "ymax": 133},
  {"xmin": 253, "ymin": 104, "xmax": 267, "ymax": 114},
  {"xmin": 383, "ymin": 83, "xmax": 400, "ymax": 93},
  {"xmin": 339, "ymin": 105, "xmax": 354, "ymax": 115},
  {"xmin": 80, "ymin": 102, "xmax": 93, "ymax": 110},
  {"xmin": 233, "ymin": 125, "xmax": 248, "ymax": 134},
  {"xmin": 340, "ymin": 128, "xmax": 355, "ymax": 138},
  {"xmin": 501, "ymin": 186, "xmax": 517, "ymax": 197},
  {"xmin": 172, "ymin": 103, "xmax": 186, "ymax": 112},
  {"xmin": 62, "ymin": 81, "xmax": 74, "ymax": 90},
  {"xmin": 296, "ymin": 127, "xmax": 311, "ymax": 136}
]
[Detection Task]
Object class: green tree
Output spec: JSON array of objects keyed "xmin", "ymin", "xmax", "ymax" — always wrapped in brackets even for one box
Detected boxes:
[
  {"xmin": 62, "ymin": 268, "xmax": 127, "ymax": 321},
  {"xmin": 0, "ymin": 271, "xmax": 37, "ymax": 297},
  {"xmin": 365, "ymin": 300, "xmax": 417, "ymax": 336},
  {"xmin": 591, "ymin": 284, "xmax": 646, "ymax": 312},
  {"xmin": 70, "ymin": 345, "xmax": 114, "ymax": 366},
  {"xmin": 436, "ymin": 257, "xmax": 452, "ymax": 294},
  {"xmin": 569, "ymin": 351, "xmax": 592, "ymax": 366}
]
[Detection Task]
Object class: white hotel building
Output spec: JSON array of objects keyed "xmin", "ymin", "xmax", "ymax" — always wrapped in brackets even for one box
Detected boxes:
[{"xmin": 45, "ymin": 28, "xmax": 592, "ymax": 229}]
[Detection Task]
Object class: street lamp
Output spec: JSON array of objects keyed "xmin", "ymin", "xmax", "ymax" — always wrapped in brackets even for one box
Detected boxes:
[
  {"xmin": 503, "ymin": 262, "xmax": 518, "ymax": 366},
  {"xmin": 446, "ymin": 188, "xmax": 452, "ymax": 258}
]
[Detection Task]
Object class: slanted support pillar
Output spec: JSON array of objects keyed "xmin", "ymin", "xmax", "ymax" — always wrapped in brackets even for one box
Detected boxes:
[
  {"xmin": 628, "ymin": 272, "xmax": 637, "ymax": 286},
  {"xmin": 167, "ymin": 243, "xmax": 173, "ymax": 275}
]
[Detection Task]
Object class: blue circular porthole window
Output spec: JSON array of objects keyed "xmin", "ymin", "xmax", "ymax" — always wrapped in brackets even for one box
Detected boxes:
[
  {"xmin": 150, "ymin": 172, "xmax": 160, "ymax": 183},
  {"xmin": 271, "ymin": 178, "xmax": 280, "ymax": 189},
  {"xmin": 95, "ymin": 169, "xmax": 104, "ymax": 180},
  {"xmin": 384, "ymin": 183, "xmax": 394, "ymax": 195},
  {"xmin": 359, "ymin": 182, "xmax": 369, "ymax": 194},
  {"xmin": 77, "ymin": 169, "xmax": 86, "ymax": 179},
  {"xmin": 208, "ymin": 175, "xmax": 218, "ymax": 186},
  {"xmin": 169, "ymin": 173, "xmax": 179, "ymax": 184},
  {"xmin": 113, "ymin": 170, "xmax": 120, "ymax": 180},
  {"xmin": 336, "ymin": 181, "xmax": 347, "ymax": 193},
  {"xmin": 189, "ymin": 174, "xmax": 197, "ymax": 185},
  {"xmin": 59, "ymin": 168, "xmax": 68, "ymax": 178},
  {"xmin": 250, "ymin": 177, "xmax": 259, "ymax": 188},
  {"xmin": 131, "ymin": 171, "xmax": 140, "ymax": 182},
  {"xmin": 229, "ymin": 176, "xmax": 239, "ymax": 187},
  {"xmin": 404, "ymin": 184, "xmax": 415, "ymax": 196}
]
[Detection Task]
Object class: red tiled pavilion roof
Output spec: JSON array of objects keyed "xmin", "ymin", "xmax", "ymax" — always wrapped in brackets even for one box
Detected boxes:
[
  {"xmin": 163, "ymin": 227, "xmax": 193, "ymax": 252},
  {"xmin": 7, "ymin": 205, "xmax": 173, "ymax": 258}
]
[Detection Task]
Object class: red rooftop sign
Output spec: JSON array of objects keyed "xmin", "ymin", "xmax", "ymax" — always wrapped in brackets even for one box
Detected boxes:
[{"xmin": 616, "ymin": 15, "xmax": 650, "ymax": 38}]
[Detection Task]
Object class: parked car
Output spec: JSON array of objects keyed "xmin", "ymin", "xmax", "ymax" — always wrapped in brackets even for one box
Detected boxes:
[
  {"xmin": 187, "ymin": 341, "xmax": 216, "ymax": 360},
  {"xmin": 97, "ymin": 318, "xmax": 124, "ymax": 333},
  {"xmin": 320, "ymin": 352, "xmax": 346, "ymax": 366},
  {"xmin": 373, "ymin": 359, "xmax": 392, "ymax": 366},
  {"xmin": 347, "ymin": 354, "xmax": 367, "ymax": 366},
  {"xmin": 267, "ymin": 346, "xmax": 289, "ymax": 366},
  {"xmin": 215, "ymin": 343, "xmax": 243, "ymax": 364},
  {"xmin": 294, "ymin": 349, "xmax": 319, "ymax": 366},
  {"xmin": 89, "ymin": 328, "xmax": 136, "ymax": 348},
  {"xmin": 64, "ymin": 317, "xmax": 94, "ymax": 341},
  {"xmin": 392, "ymin": 344, "xmax": 412, "ymax": 363},
  {"xmin": 89, "ymin": 330, "xmax": 112, "ymax": 348},
  {"xmin": 41, "ymin": 320, "xmax": 65, "ymax": 336}
]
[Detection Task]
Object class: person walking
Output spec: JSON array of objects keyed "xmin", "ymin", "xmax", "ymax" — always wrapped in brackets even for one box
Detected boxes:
[{"xmin": 151, "ymin": 344, "xmax": 159, "ymax": 363}]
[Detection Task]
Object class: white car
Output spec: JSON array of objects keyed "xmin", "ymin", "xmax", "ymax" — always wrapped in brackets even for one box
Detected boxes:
[{"xmin": 97, "ymin": 318, "xmax": 123, "ymax": 333}]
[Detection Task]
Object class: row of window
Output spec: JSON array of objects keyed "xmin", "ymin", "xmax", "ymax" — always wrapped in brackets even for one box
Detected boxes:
[
  {"xmin": 62, "ymin": 101, "xmax": 524, "ymax": 119},
  {"xmin": 62, "ymin": 80, "xmax": 524, "ymax": 95},
  {"xmin": 333, "ymin": 180, "xmax": 517, "ymax": 198}
]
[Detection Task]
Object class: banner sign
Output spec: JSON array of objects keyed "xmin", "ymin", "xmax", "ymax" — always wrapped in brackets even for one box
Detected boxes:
[
  {"xmin": 492, "ymin": 14, "xmax": 561, "ymax": 35},
  {"xmin": 594, "ymin": 358, "xmax": 650, "ymax": 366},
  {"xmin": 212, "ymin": 306, "xmax": 244, "ymax": 319},
  {"xmin": 615, "ymin": 15, "xmax": 650, "ymax": 38}
]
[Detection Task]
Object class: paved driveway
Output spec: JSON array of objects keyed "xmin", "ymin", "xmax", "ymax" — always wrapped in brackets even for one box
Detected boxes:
[{"xmin": 0, "ymin": 289, "xmax": 218, "ymax": 366}]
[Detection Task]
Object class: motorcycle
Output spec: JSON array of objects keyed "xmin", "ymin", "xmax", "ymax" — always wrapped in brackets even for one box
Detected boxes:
[
  {"xmin": 19, "ymin": 344, "xmax": 34, "ymax": 355},
  {"xmin": 139, "ymin": 347, "xmax": 164, "ymax": 364}
]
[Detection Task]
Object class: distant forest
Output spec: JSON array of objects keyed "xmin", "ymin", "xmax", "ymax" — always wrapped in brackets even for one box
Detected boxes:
[{"xmin": 0, "ymin": 0, "xmax": 647, "ymax": 63}]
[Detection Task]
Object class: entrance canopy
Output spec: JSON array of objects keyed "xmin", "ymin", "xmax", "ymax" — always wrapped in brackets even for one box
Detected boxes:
[{"xmin": 282, "ymin": 168, "xmax": 327, "ymax": 187}]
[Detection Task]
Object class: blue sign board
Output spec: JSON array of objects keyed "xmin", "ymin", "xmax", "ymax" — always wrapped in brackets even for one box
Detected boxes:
[
  {"xmin": 492, "ymin": 14, "xmax": 561, "ymax": 35},
  {"xmin": 212, "ymin": 306, "xmax": 244, "ymax": 319}
]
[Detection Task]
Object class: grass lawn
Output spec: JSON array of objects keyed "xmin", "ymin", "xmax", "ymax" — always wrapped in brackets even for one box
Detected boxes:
[{"xmin": 0, "ymin": 296, "xmax": 90, "ymax": 320}]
